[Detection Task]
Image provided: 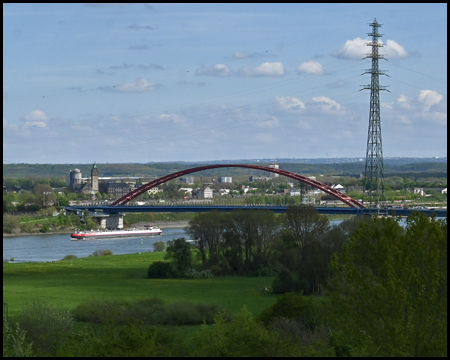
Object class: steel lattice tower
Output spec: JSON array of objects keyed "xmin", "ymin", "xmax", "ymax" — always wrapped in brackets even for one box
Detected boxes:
[{"xmin": 361, "ymin": 18, "xmax": 389, "ymax": 208}]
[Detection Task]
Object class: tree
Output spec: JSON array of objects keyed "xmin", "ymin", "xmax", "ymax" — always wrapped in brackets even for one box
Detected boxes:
[
  {"xmin": 33, "ymin": 184, "xmax": 56, "ymax": 208},
  {"xmin": 328, "ymin": 213, "xmax": 447, "ymax": 357},
  {"xmin": 152, "ymin": 241, "xmax": 166, "ymax": 252},
  {"xmin": 185, "ymin": 211, "xmax": 225, "ymax": 268},
  {"xmin": 83, "ymin": 209, "xmax": 96, "ymax": 230},
  {"xmin": 273, "ymin": 205, "xmax": 331, "ymax": 294},
  {"xmin": 165, "ymin": 237, "xmax": 193, "ymax": 276},
  {"xmin": 56, "ymin": 194, "xmax": 70, "ymax": 207}
]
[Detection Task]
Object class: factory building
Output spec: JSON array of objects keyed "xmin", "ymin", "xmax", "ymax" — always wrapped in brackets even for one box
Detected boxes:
[{"xmin": 66, "ymin": 168, "xmax": 82, "ymax": 190}]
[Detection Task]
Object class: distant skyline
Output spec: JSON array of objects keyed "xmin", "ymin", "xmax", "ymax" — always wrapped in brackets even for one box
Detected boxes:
[{"xmin": 3, "ymin": 3, "xmax": 447, "ymax": 164}]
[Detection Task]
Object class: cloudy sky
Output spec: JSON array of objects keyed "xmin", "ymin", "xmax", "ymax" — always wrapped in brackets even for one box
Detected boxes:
[{"xmin": 3, "ymin": 3, "xmax": 447, "ymax": 164}]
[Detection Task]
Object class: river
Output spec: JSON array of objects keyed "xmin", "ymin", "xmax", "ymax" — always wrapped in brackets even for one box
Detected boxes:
[{"xmin": 3, "ymin": 228, "xmax": 187, "ymax": 263}]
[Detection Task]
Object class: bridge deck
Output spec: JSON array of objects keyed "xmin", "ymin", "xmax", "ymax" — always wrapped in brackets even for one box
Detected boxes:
[{"xmin": 64, "ymin": 205, "xmax": 447, "ymax": 218}]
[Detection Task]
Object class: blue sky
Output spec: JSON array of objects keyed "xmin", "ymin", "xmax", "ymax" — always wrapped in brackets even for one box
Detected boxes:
[{"xmin": 3, "ymin": 3, "xmax": 447, "ymax": 164}]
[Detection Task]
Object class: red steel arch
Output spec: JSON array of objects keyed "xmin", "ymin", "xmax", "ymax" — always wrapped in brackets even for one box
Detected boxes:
[{"xmin": 111, "ymin": 164, "xmax": 365, "ymax": 208}]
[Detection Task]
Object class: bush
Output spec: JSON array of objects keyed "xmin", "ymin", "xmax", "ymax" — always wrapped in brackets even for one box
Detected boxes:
[
  {"xmin": 259, "ymin": 292, "xmax": 321, "ymax": 331},
  {"xmin": 18, "ymin": 299, "xmax": 74, "ymax": 355},
  {"xmin": 3, "ymin": 214, "xmax": 19, "ymax": 234},
  {"xmin": 72, "ymin": 298, "xmax": 223, "ymax": 326},
  {"xmin": 92, "ymin": 249, "xmax": 113, "ymax": 256},
  {"xmin": 184, "ymin": 268, "xmax": 215, "ymax": 279},
  {"xmin": 272, "ymin": 270, "xmax": 304, "ymax": 294},
  {"xmin": 147, "ymin": 261, "xmax": 175, "ymax": 279},
  {"xmin": 3, "ymin": 314, "xmax": 34, "ymax": 357},
  {"xmin": 62, "ymin": 254, "xmax": 77, "ymax": 260},
  {"xmin": 153, "ymin": 241, "xmax": 166, "ymax": 252},
  {"xmin": 72, "ymin": 300, "xmax": 129, "ymax": 324}
]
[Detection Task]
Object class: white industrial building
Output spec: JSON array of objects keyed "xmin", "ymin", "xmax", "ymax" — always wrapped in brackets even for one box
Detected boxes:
[
  {"xmin": 194, "ymin": 187, "xmax": 213, "ymax": 199},
  {"xmin": 218, "ymin": 177, "xmax": 232, "ymax": 183}
]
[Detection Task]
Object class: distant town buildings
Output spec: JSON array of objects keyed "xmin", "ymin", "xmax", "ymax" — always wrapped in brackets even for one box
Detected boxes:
[
  {"xmin": 218, "ymin": 176, "xmax": 232, "ymax": 183},
  {"xmin": 66, "ymin": 163, "xmax": 99, "ymax": 194},
  {"xmin": 181, "ymin": 176, "xmax": 195, "ymax": 184},
  {"xmin": 193, "ymin": 186, "xmax": 213, "ymax": 199},
  {"xmin": 107, "ymin": 182, "xmax": 136, "ymax": 199},
  {"xmin": 147, "ymin": 187, "xmax": 163, "ymax": 195}
]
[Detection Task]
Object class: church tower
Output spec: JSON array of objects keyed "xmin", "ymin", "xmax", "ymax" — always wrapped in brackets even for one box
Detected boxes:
[{"xmin": 91, "ymin": 163, "xmax": 99, "ymax": 193}]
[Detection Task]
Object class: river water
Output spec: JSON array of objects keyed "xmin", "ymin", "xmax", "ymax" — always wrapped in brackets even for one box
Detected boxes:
[{"xmin": 3, "ymin": 228, "xmax": 187, "ymax": 263}]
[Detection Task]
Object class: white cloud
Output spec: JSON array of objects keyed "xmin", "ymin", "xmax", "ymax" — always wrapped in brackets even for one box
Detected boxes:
[
  {"xmin": 296, "ymin": 60, "xmax": 324, "ymax": 75},
  {"xmin": 382, "ymin": 90, "xmax": 446, "ymax": 125},
  {"xmin": 238, "ymin": 62, "xmax": 285, "ymax": 77},
  {"xmin": 23, "ymin": 110, "xmax": 48, "ymax": 128},
  {"xmin": 100, "ymin": 79, "xmax": 161, "ymax": 93},
  {"xmin": 274, "ymin": 96, "xmax": 306, "ymax": 112},
  {"xmin": 333, "ymin": 37, "xmax": 408, "ymax": 59},
  {"xmin": 195, "ymin": 64, "xmax": 232, "ymax": 77},
  {"xmin": 332, "ymin": 37, "xmax": 367, "ymax": 59},
  {"xmin": 383, "ymin": 39, "xmax": 408, "ymax": 58},
  {"xmin": 418, "ymin": 90, "xmax": 444, "ymax": 111},
  {"xmin": 311, "ymin": 96, "xmax": 342, "ymax": 111}
]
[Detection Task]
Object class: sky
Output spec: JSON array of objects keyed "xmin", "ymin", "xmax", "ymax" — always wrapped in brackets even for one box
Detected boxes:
[{"xmin": 3, "ymin": 3, "xmax": 447, "ymax": 164}]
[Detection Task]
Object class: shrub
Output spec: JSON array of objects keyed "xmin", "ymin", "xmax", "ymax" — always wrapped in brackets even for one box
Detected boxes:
[
  {"xmin": 272, "ymin": 270, "xmax": 304, "ymax": 294},
  {"xmin": 259, "ymin": 292, "xmax": 321, "ymax": 331},
  {"xmin": 3, "ymin": 314, "xmax": 34, "ymax": 357},
  {"xmin": 62, "ymin": 254, "xmax": 77, "ymax": 260},
  {"xmin": 184, "ymin": 268, "xmax": 215, "ymax": 279},
  {"xmin": 92, "ymin": 249, "xmax": 113, "ymax": 256},
  {"xmin": 161, "ymin": 301, "xmax": 222, "ymax": 325},
  {"xmin": 18, "ymin": 299, "xmax": 74, "ymax": 355},
  {"xmin": 153, "ymin": 241, "xmax": 166, "ymax": 252},
  {"xmin": 3, "ymin": 214, "xmax": 19, "ymax": 234},
  {"xmin": 72, "ymin": 300, "xmax": 129, "ymax": 324},
  {"xmin": 147, "ymin": 261, "xmax": 175, "ymax": 279},
  {"xmin": 72, "ymin": 298, "xmax": 223, "ymax": 327}
]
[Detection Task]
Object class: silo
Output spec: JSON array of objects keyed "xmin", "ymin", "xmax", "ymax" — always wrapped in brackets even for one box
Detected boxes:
[{"xmin": 73, "ymin": 169, "xmax": 82, "ymax": 188}]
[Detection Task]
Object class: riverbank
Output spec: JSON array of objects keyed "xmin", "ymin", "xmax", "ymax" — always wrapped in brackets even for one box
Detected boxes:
[{"xmin": 2, "ymin": 220, "xmax": 191, "ymax": 237}]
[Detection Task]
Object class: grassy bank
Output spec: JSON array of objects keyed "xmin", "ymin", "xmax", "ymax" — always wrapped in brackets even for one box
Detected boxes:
[
  {"xmin": 3, "ymin": 212, "xmax": 198, "ymax": 236},
  {"xmin": 3, "ymin": 252, "xmax": 277, "ymax": 319}
]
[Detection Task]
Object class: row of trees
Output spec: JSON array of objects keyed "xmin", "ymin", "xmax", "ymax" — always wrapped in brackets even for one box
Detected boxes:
[{"xmin": 181, "ymin": 206, "xmax": 371, "ymax": 294}]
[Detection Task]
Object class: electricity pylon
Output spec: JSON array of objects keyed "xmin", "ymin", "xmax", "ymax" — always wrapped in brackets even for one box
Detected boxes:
[{"xmin": 361, "ymin": 18, "xmax": 389, "ymax": 209}]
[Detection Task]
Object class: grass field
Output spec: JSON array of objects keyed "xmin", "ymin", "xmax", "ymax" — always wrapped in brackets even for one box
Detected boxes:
[{"xmin": 3, "ymin": 252, "xmax": 278, "ymax": 319}]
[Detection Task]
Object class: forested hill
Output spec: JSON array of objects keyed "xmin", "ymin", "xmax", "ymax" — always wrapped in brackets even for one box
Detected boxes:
[{"xmin": 3, "ymin": 161, "xmax": 447, "ymax": 179}]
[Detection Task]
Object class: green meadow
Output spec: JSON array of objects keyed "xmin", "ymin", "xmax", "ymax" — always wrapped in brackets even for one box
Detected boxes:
[{"xmin": 3, "ymin": 252, "xmax": 278, "ymax": 318}]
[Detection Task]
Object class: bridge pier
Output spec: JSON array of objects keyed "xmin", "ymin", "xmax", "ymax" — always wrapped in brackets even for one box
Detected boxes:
[{"xmin": 97, "ymin": 213, "xmax": 124, "ymax": 229}]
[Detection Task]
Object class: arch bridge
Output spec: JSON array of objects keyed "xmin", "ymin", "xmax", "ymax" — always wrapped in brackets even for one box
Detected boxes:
[{"xmin": 111, "ymin": 164, "xmax": 365, "ymax": 208}]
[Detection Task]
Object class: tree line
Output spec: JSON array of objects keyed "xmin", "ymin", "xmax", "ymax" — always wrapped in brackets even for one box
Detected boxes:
[{"xmin": 149, "ymin": 206, "xmax": 377, "ymax": 295}]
